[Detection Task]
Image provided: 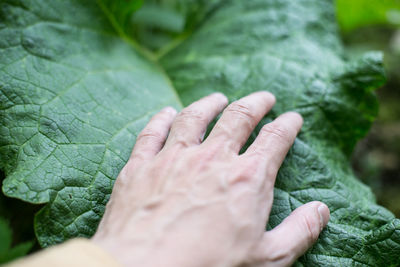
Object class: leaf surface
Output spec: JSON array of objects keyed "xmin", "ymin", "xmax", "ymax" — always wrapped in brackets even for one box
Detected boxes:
[
  {"xmin": 0, "ymin": 0, "xmax": 181, "ymax": 246},
  {"xmin": 0, "ymin": 0, "xmax": 399, "ymax": 265}
]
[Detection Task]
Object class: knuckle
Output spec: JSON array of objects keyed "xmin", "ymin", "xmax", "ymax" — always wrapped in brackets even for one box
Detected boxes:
[
  {"xmin": 264, "ymin": 249, "xmax": 292, "ymax": 264},
  {"xmin": 300, "ymin": 212, "xmax": 320, "ymax": 244},
  {"xmin": 131, "ymin": 150, "xmax": 147, "ymax": 162},
  {"xmin": 137, "ymin": 129, "xmax": 163, "ymax": 143},
  {"xmin": 260, "ymin": 123, "xmax": 291, "ymax": 143},
  {"xmin": 256, "ymin": 239, "xmax": 293, "ymax": 265},
  {"xmin": 228, "ymin": 166, "xmax": 255, "ymax": 185},
  {"xmin": 177, "ymin": 108, "xmax": 207, "ymax": 124},
  {"xmin": 230, "ymin": 173, "xmax": 251, "ymax": 184},
  {"xmin": 226, "ymin": 101, "xmax": 256, "ymax": 122},
  {"xmin": 171, "ymin": 137, "xmax": 193, "ymax": 148}
]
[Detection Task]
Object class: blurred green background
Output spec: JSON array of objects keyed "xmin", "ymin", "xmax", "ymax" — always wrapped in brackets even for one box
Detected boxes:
[
  {"xmin": 1, "ymin": 0, "xmax": 399, "ymax": 261},
  {"xmin": 336, "ymin": 0, "xmax": 400, "ymax": 217}
]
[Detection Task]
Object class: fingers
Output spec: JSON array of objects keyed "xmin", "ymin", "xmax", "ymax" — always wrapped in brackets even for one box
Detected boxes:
[
  {"xmin": 244, "ymin": 112, "xmax": 303, "ymax": 175},
  {"xmin": 248, "ymin": 202, "xmax": 330, "ymax": 266},
  {"xmin": 130, "ymin": 107, "xmax": 177, "ymax": 161},
  {"xmin": 204, "ymin": 92, "xmax": 276, "ymax": 153},
  {"xmin": 164, "ymin": 93, "xmax": 228, "ymax": 148}
]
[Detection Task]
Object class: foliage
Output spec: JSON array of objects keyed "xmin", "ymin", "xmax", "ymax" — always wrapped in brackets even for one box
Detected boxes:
[
  {"xmin": 337, "ymin": 0, "xmax": 400, "ymax": 32},
  {"xmin": 337, "ymin": 0, "xmax": 400, "ymax": 219},
  {"xmin": 0, "ymin": 218, "xmax": 33, "ymax": 264},
  {"xmin": 0, "ymin": 0, "xmax": 399, "ymax": 266}
]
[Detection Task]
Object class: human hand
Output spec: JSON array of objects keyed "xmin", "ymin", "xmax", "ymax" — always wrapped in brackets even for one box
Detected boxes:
[{"xmin": 91, "ymin": 92, "xmax": 330, "ymax": 267}]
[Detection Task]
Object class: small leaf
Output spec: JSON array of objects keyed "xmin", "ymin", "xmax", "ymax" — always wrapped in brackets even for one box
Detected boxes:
[{"xmin": 0, "ymin": 218, "xmax": 33, "ymax": 264}]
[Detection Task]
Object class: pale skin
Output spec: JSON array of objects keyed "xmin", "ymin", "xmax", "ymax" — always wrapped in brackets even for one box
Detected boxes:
[{"xmin": 91, "ymin": 92, "xmax": 330, "ymax": 267}]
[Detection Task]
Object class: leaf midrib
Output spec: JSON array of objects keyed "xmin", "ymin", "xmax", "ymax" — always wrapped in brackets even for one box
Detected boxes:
[{"xmin": 97, "ymin": 0, "xmax": 184, "ymax": 108}]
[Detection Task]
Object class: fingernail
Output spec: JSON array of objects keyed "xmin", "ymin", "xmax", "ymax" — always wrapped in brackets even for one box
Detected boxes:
[
  {"xmin": 162, "ymin": 106, "xmax": 177, "ymax": 114},
  {"xmin": 317, "ymin": 203, "xmax": 330, "ymax": 230}
]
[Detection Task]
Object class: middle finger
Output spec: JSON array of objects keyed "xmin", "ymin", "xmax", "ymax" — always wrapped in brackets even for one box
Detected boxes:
[{"xmin": 204, "ymin": 91, "xmax": 275, "ymax": 153}]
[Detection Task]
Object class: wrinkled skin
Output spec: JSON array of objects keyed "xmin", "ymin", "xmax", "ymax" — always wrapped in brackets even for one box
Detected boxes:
[{"xmin": 92, "ymin": 92, "xmax": 330, "ymax": 267}]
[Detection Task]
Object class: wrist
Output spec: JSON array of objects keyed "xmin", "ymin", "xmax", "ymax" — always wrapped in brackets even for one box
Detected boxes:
[
  {"xmin": 91, "ymin": 234, "xmax": 149, "ymax": 267},
  {"xmin": 91, "ymin": 229, "xmax": 227, "ymax": 267}
]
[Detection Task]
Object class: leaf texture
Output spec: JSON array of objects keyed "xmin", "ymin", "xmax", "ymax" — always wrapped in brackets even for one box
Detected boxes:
[
  {"xmin": 0, "ymin": 0, "xmax": 399, "ymax": 265},
  {"xmin": 0, "ymin": 0, "xmax": 181, "ymax": 246}
]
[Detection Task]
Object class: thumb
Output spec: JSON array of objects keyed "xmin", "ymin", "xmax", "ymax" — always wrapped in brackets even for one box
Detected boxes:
[{"xmin": 248, "ymin": 201, "xmax": 330, "ymax": 267}]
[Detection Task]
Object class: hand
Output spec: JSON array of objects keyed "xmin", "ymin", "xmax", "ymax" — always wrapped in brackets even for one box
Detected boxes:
[{"xmin": 91, "ymin": 92, "xmax": 330, "ymax": 267}]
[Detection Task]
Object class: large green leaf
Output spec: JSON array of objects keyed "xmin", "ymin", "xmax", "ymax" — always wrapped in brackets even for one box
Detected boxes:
[
  {"xmin": 0, "ymin": 0, "xmax": 399, "ymax": 265},
  {"xmin": 0, "ymin": 0, "xmax": 181, "ymax": 245}
]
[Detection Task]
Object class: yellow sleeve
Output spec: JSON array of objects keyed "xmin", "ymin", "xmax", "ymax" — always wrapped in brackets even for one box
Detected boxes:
[{"xmin": 6, "ymin": 238, "xmax": 122, "ymax": 267}]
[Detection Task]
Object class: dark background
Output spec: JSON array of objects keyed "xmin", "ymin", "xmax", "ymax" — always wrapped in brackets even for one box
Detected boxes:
[{"xmin": 337, "ymin": 0, "xmax": 400, "ymax": 217}]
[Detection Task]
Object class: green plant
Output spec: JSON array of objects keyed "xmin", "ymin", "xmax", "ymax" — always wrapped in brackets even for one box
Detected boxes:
[
  {"xmin": 0, "ymin": 0, "xmax": 399, "ymax": 266},
  {"xmin": 337, "ymin": 0, "xmax": 400, "ymax": 33},
  {"xmin": 0, "ymin": 218, "xmax": 33, "ymax": 264}
]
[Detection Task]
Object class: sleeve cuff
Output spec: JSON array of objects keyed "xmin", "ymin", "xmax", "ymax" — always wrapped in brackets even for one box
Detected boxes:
[{"xmin": 7, "ymin": 238, "xmax": 122, "ymax": 267}]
